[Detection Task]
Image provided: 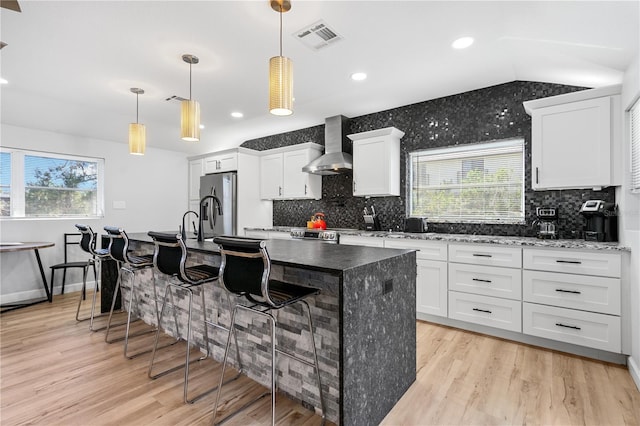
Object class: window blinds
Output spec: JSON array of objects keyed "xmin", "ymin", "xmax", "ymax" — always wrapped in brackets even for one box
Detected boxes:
[{"xmin": 409, "ymin": 139, "xmax": 524, "ymax": 222}]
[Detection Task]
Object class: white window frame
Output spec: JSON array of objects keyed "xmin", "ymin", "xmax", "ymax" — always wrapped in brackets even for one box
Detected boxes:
[
  {"xmin": 409, "ymin": 138, "xmax": 525, "ymax": 224},
  {"xmin": 630, "ymin": 97, "xmax": 640, "ymax": 193},
  {"xmin": 1, "ymin": 147, "xmax": 105, "ymax": 219}
]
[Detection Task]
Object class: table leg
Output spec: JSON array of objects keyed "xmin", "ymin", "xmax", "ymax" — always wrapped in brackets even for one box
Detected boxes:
[{"xmin": 34, "ymin": 249, "xmax": 52, "ymax": 302}]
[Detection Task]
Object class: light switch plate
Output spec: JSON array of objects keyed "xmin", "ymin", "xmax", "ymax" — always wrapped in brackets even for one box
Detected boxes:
[{"xmin": 113, "ymin": 200, "xmax": 126, "ymax": 209}]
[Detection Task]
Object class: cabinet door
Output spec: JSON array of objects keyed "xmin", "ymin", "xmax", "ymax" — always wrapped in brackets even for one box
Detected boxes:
[
  {"xmin": 417, "ymin": 259, "xmax": 448, "ymax": 317},
  {"xmin": 353, "ymin": 138, "xmax": 399, "ymax": 196},
  {"xmin": 531, "ymin": 97, "xmax": 611, "ymax": 189},
  {"xmin": 188, "ymin": 159, "xmax": 203, "ymax": 202},
  {"xmin": 283, "ymin": 150, "xmax": 321, "ymax": 199},
  {"xmin": 204, "ymin": 153, "xmax": 238, "ymax": 174},
  {"xmin": 260, "ymin": 153, "xmax": 283, "ymax": 200}
]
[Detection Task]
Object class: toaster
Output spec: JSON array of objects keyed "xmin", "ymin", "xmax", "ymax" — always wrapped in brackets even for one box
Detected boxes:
[{"xmin": 404, "ymin": 217, "xmax": 428, "ymax": 233}]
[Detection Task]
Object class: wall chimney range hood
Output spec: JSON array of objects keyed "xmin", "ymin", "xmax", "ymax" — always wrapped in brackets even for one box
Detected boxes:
[{"xmin": 302, "ymin": 115, "xmax": 352, "ymax": 175}]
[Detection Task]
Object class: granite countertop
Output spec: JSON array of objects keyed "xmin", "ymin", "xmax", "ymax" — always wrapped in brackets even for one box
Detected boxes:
[
  {"xmin": 127, "ymin": 232, "xmax": 414, "ymax": 274},
  {"xmin": 245, "ymin": 227, "xmax": 630, "ymax": 251}
]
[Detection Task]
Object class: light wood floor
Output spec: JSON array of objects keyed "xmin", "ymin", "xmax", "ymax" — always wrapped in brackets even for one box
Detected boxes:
[{"xmin": 1, "ymin": 292, "xmax": 639, "ymax": 425}]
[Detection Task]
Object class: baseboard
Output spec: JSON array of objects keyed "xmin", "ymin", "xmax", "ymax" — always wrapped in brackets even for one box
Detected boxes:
[
  {"xmin": 629, "ymin": 355, "xmax": 640, "ymax": 392},
  {"xmin": 0, "ymin": 281, "xmax": 94, "ymax": 305}
]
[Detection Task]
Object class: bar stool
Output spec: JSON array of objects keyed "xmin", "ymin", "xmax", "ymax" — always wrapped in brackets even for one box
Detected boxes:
[
  {"xmin": 211, "ymin": 236, "xmax": 325, "ymax": 426},
  {"xmin": 103, "ymin": 226, "xmax": 156, "ymax": 359},
  {"xmin": 73, "ymin": 224, "xmax": 111, "ymax": 331},
  {"xmin": 147, "ymin": 231, "xmax": 232, "ymax": 404}
]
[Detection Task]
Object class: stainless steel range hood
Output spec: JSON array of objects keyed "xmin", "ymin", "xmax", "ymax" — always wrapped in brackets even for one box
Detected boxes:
[{"xmin": 302, "ymin": 115, "xmax": 352, "ymax": 175}]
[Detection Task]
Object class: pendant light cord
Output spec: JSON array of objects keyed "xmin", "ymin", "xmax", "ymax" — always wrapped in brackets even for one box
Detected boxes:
[
  {"xmin": 189, "ymin": 62, "xmax": 192, "ymax": 100},
  {"xmin": 136, "ymin": 93, "xmax": 139, "ymax": 124},
  {"xmin": 279, "ymin": 4, "xmax": 283, "ymax": 56}
]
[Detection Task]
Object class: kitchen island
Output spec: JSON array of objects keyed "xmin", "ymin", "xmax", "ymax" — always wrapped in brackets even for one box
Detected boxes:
[{"xmin": 116, "ymin": 234, "xmax": 416, "ymax": 426}]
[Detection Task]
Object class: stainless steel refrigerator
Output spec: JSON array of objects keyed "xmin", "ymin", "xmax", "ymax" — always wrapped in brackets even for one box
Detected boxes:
[{"xmin": 199, "ymin": 172, "xmax": 237, "ymax": 239}]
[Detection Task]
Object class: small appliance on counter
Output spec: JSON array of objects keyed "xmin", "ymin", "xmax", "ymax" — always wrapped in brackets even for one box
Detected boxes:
[
  {"xmin": 404, "ymin": 217, "xmax": 428, "ymax": 233},
  {"xmin": 363, "ymin": 206, "xmax": 381, "ymax": 231},
  {"xmin": 579, "ymin": 200, "xmax": 618, "ymax": 242},
  {"xmin": 533, "ymin": 206, "xmax": 558, "ymax": 239}
]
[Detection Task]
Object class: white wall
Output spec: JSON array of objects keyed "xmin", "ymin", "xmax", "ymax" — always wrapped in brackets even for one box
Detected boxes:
[
  {"xmin": 619, "ymin": 55, "xmax": 640, "ymax": 389},
  {"xmin": 0, "ymin": 124, "xmax": 188, "ymax": 303}
]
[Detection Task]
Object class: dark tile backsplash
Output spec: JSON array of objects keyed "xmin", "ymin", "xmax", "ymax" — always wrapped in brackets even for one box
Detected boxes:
[{"xmin": 241, "ymin": 81, "xmax": 616, "ymax": 238}]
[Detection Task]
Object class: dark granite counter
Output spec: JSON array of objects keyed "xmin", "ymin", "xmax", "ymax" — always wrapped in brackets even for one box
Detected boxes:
[
  {"xmin": 245, "ymin": 227, "xmax": 630, "ymax": 251},
  {"xmin": 119, "ymin": 232, "xmax": 417, "ymax": 425}
]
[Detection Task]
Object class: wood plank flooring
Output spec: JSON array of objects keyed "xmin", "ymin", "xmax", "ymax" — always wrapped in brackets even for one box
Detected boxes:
[{"xmin": 1, "ymin": 291, "xmax": 639, "ymax": 425}]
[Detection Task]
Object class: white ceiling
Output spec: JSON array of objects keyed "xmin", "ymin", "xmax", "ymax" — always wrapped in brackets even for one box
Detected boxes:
[{"xmin": 1, "ymin": 1, "xmax": 638, "ymax": 155}]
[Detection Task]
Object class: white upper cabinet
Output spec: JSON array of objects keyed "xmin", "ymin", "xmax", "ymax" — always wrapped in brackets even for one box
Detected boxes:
[
  {"xmin": 523, "ymin": 85, "xmax": 621, "ymax": 190},
  {"xmin": 188, "ymin": 158, "xmax": 204, "ymax": 202},
  {"xmin": 348, "ymin": 127, "xmax": 404, "ymax": 197},
  {"xmin": 260, "ymin": 153, "xmax": 284, "ymax": 199},
  {"xmin": 259, "ymin": 143, "xmax": 323, "ymax": 200},
  {"xmin": 204, "ymin": 150, "xmax": 238, "ymax": 174}
]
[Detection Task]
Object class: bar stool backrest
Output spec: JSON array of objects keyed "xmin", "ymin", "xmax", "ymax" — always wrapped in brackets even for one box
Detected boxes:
[
  {"xmin": 213, "ymin": 236, "xmax": 272, "ymax": 306},
  {"xmin": 147, "ymin": 231, "xmax": 186, "ymax": 278},
  {"xmin": 75, "ymin": 223, "xmax": 98, "ymax": 256},
  {"xmin": 103, "ymin": 226, "xmax": 128, "ymax": 263}
]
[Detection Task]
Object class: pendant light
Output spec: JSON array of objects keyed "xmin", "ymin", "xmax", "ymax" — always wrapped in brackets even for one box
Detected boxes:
[
  {"xmin": 269, "ymin": 0, "xmax": 293, "ymax": 116},
  {"xmin": 181, "ymin": 54, "xmax": 200, "ymax": 141},
  {"xmin": 128, "ymin": 88, "xmax": 146, "ymax": 155}
]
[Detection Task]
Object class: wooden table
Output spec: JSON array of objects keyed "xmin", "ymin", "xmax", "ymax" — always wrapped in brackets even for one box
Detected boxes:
[{"xmin": 0, "ymin": 241, "xmax": 55, "ymax": 313}]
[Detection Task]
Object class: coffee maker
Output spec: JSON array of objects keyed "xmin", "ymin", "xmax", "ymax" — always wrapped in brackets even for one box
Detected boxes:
[
  {"xmin": 533, "ymin": 206, "xmax": 558, "ymax": 239},
  {"xmin": 579, "ymin": 200, "xmax": 618, "ymax": 242}
]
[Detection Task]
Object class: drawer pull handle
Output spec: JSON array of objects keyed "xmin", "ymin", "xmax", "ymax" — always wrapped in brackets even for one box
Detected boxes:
[
  {"xmin": 472, "ymin": 278, "xmax": 492, "ymax": 283},
  {"xmin": 555, "ymin": 288, "xmax": 581, "ymax": 294},
  {"xmin": 555, "ymin": 322, "xmax": 581, "ymax": 330},
  {"xmin": 472, "ymin": 308, "xmax": 492, "ymax": 314},
  {"xmin": 472, "ymin": 253, "xmax": 493, "ymax": 258},
  {"xmin": 556, "ymin": 260, "xmax": 582, "ymax": 265}
]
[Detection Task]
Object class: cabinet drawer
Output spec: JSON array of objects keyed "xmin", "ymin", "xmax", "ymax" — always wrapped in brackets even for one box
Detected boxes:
[
  {"xmin": 448, "ymin": 291, "xmax": 521, "ymax": 332},
  {"xmin": 449, "ymin": 244, "xmax": 522, "ymax": 268},
  {"xmin": 384, "ymin": 239, "xmax": 447, "ymax": 261},
  {"xmin": 523, "ymin": 270, "xmax": 620, "ymax": 315},
  {"xmin": 340, "ymin": 235, "xmax": 385, "ymax": 247},
  {"xmin": 449, "ymin": 263, "xmax": 521, "ymax": 300},
  {"xmin": 523, "ymin": 303, "xmax": 621, "ymax": 353},
  {"xmin": 523, "ymin": 248, "xmax": 620, "ymax": 277}
]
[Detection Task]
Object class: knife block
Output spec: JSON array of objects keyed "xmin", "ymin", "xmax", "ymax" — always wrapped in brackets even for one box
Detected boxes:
[{"xmin": 364, "ymin": 214, "xmax": 381, "ymax": 231}]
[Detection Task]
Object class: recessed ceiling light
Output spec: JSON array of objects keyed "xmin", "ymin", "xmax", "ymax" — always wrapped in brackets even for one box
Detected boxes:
[
  {"xmin": 231, "ymin": 111, "xmax": 244, "ymax": 118},
  {"xmin": 351, "ymin": 72, "xmax": 367, "ymax": 81},
  {"xmin": 452, "ymin": 36, "xmax": 474, "ymax": 49},
  {"xmin": 199, "ymin": 124, "xmax": 205, "ymax": 129},
  {"xmin": 0, "ymin": 77, "xmax": 8, "ymax": 85}
]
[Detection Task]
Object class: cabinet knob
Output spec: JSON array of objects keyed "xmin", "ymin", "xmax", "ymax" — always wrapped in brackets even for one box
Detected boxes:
[{"xmin": 279, "ymin": 186, "xmax": 282, "ymax": 196}]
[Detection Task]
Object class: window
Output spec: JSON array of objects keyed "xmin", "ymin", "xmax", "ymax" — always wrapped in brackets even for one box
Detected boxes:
[
  {"xmin": 0, "ymin": 148, "xmax": 104, "ymax": 218},
  {"xmin": 631, "ymin": 97, "xmax": 640, "ymax": 193},
  {"xmin": 409, "ymin": 138, "xmax": 524, "ymax": 223}
]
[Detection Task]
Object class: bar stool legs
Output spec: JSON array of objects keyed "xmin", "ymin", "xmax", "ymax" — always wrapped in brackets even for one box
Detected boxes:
[
  {"xmin": 105, "ymin": 264, "xmax": 156, "ymax": 358},
  {"xmin": 212, "ymin": 300, "xmax": 325, "ymax": 426},
  {"xmin": 74, "ymin": 260, "xmax": 98, "ymax": 321}
]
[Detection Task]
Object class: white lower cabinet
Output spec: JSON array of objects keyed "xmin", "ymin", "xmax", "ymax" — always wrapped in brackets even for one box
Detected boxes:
[
  {"xmin": 384, "ymin": 239, "xmax": 448, "ymax": 318},
  {"xmin": 449, "ymin": 263, "xmax": 522, "ymax": 300},
  {"xmin": 449, "ymin": 291, "xmax": 522, "ymax": 332},
  {"xmin": 523, "ymin": 270, "xmax": 620, "ymax": 316},
  {"xmin": 244, "ymin": 230, "xmax": 269, "ymax": 239},
  {"xmin": 523, "ymin": 303, "xmax": 621, "ymax": 353}
]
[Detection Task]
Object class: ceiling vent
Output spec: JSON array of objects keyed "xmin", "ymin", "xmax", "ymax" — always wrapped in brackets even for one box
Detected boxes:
[{"xmin": 294, "ymin": 20, "xmax": 343, "ymax": 51}]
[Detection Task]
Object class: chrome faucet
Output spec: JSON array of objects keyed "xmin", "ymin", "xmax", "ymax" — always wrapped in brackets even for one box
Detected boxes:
[
  {"xmin": 181, "ymin": 210, "xmax": 199, "ymax": 240},
  {"xmin": 198, "ymin": 195, "xmax": 223, "ymax": 242}
]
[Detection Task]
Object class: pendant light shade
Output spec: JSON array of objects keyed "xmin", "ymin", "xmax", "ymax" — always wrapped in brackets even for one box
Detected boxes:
[
  {"xmin": 129, "ymin": 88, "xmax": 146, "ymax": 155},
  {"xmin": 269, "ymin": 55, "xmax": 293, "ymax": 116},
  {"xmin": 181, "ymin": 54, "xmax": 200, "ymax": 142},
  {"xmin": 180, "ymin": 99, "xmax": 200, "ymax": 141},
  {"xmin": 269, "ymin": 0, "xmax": 293, "ymax": 116}
]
